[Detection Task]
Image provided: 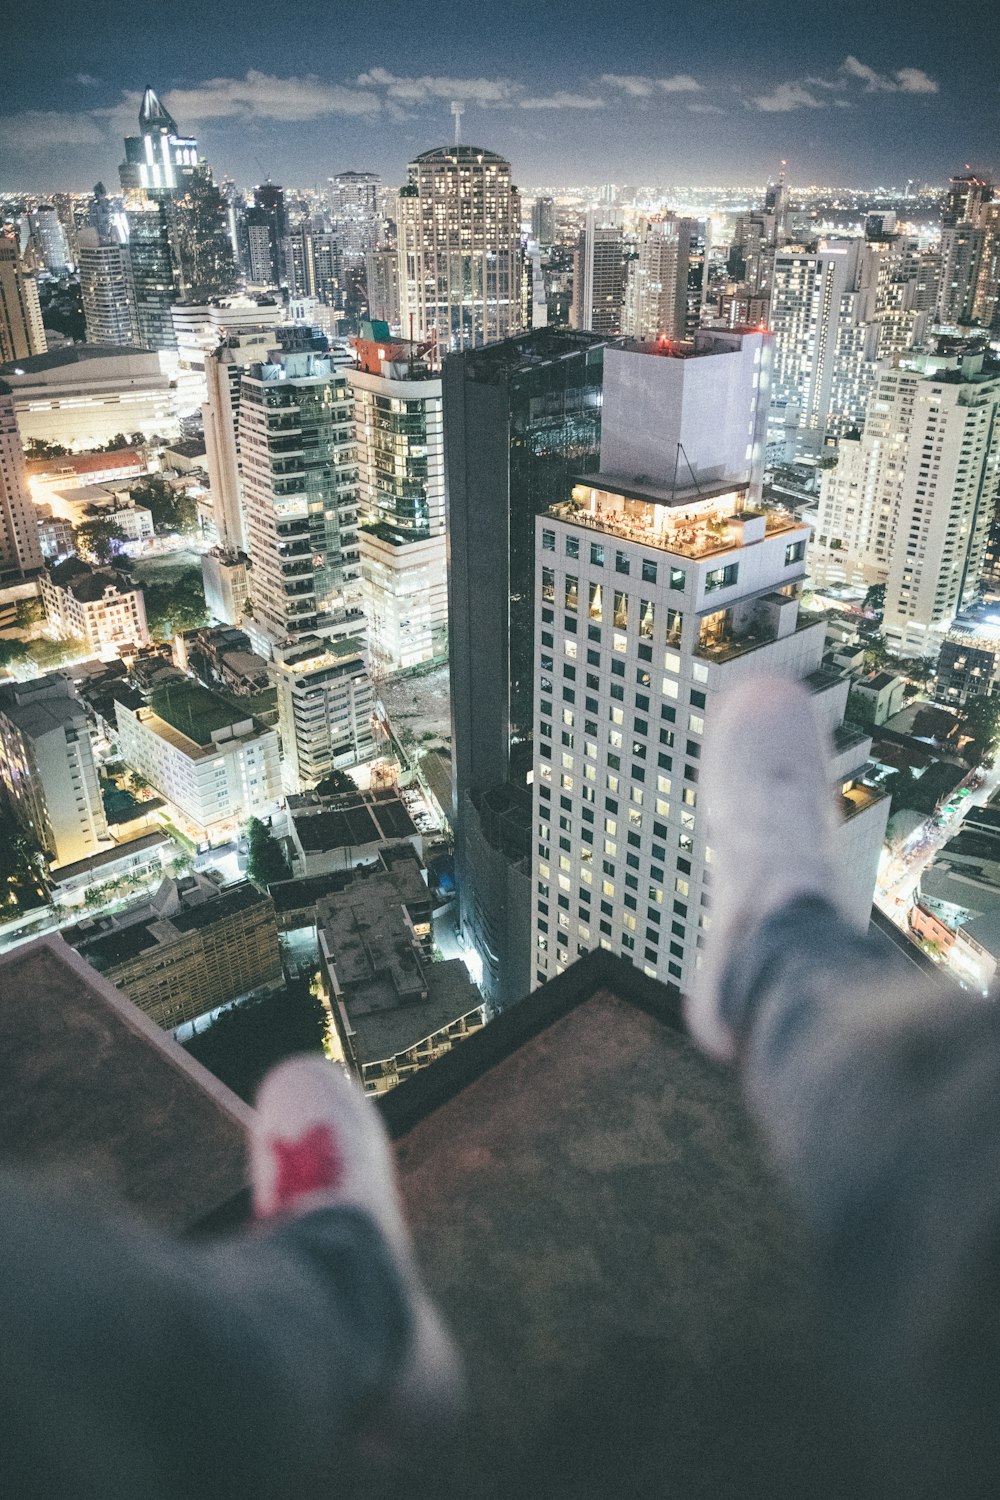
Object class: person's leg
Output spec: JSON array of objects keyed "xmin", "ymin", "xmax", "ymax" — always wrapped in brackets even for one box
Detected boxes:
[
  {"xmin": 687, "ymin": 675, "xmax": 1000, "ymax": 1496},
  {"xmin": 0, "ymin": 1058, "xmax": 461, "ymax": 1500}
]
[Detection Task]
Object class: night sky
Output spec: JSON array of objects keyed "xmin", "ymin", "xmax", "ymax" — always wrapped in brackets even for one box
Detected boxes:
[{"xmin": 1, "ymin": 0, "xmax": 997, "ymax": 192}]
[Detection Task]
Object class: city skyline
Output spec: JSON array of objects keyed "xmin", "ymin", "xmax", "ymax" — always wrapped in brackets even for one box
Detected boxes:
[{"xmin": 2, "ymin": 0, "xmax": 995, "ymax": 192}]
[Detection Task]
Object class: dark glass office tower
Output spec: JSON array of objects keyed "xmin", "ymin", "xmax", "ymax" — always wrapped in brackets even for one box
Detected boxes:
[{"xmin": 444, "ymin": 328, "xmax": 606, "ymax": 1006}]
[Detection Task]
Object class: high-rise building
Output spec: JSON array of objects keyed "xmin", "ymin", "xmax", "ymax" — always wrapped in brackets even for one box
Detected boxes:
[
  {"xmin": 0, "ymin": 380, "xmax": 45, "ymax": 582},
  {"xmin": 351, "ymin": 329, "xmax": 446, "ymax": 671},
  {"xmin": 365, "ymin": 249, "xmax": 400, "ymax": 329},
  {"xmin": 125, "ymin": 202, "xmax": 179, "ymax": 351},
  {"xmin": 269, "ymin": 634, "xmax": 376, "ymax": 791},
  {"xmin": 202, "ymin": 327, "xmax": 281, "ymax": 552},
  {"xmin": 397, "ymin": 146, "xmax": 522, "ymax": 352},
  {"xmin": 120, "ymin": 85, "xmax": 199, "ymax": 198},
  {"xmin": 768, "ymin": 239, "xmax": 881, "ymax": 458},
  {"xmin": 937, "ymin": 223, "xmax": 987, "ymax": 325},
  {"xmin": 810, "ymin": 347, "xmax": 1000, "ymax": 655},
  {"xmin": 973, "ymin": 203, "xmax": 1000, "ymax": 335},
  {"xmin": 528, "ymin": 329, "xmax": 888, "ymax": 994},
  {"xmin": 0, "ymin": 674, "xmax": 109, "ymax": 868},
  {"xmin": 251, "ymin": 184, "xmax": 287, "ymax": 285},
  {"xmin": 622, "ymin": 216, "xmax": 693, "ymax": 341},
  {"xmin": 0, "ymin": 235, "xmax": 47, "ymax": 363},
  {"xmin": 237, "ymin": 350, "xmax": 362, "ymax": 651},
  {"xmin": 29, "ymin": 206, "xmax": 72, "ymax": 276},
  {"xmin": 283, "ymin": 220, "xmax": 341, "ymax": 307},
  {"xmin": 531, "ymin": 196, "xmax": 556, "ymax": 246},
  {"xmin": 328, "ymin": 171, "xmax": 381, "ymax": 262},
  {"xmin": 572, "ymin": 212, "xmax": 625, "ymax": 335},
  {"xmin": 78, "ymin": 228, "xmax": 141, "ymax": 348},
  {"xmin": 444, "ymin": 328, "xmax": 606, "ymax": 1004},
  {"xmin": 943, "ymin": 173, "xmax": 993, "ymax": 229},
  {"xmin": 878, "ymin": 350, "xmax": 1000, "ymax": 654}
]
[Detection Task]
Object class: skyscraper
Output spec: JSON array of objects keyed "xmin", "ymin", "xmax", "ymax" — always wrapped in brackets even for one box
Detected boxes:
[
  {"xmin": 201, "ymin": 326, "xmax": 281, "ymax": 552},
  {"xmin": 622, "ymin": 216, "xmax": 693, "ymax": 341},
  {"xmin": 29, "ymin": 207, "xmax": 72, "ymax": 276},
  {"xmin": 328, "ymin": 172, "xmax": 381, "ymax": 262},
  {"xmin": 810, "ymin": 346, "xmax": 1000, "ymax": 655},
  {"xmin": 572, "ymin": 212, "xmax": 625, "ymax": 335},
  {"xmin": 365, "ymin": 249, "xmax": 400, "ymax": 329},
  {"xmin": 78, "ymin": 229, "xmax": 140, "ymax": 347},
  {"xmin": 237, "ymin": 350, "xmax": 362, "ymax": 652},
  {"xmin": 251, "ymin": 184, "xmax": 287, "ymax": 286},
  {"xmin": 350, "ymin": 328, "xmax": 446, "ymax": 672},
  {"xmin": 531, "ymin": 196, "xmax": 556, "ymax": 246},
  {"xmin": 397, "ymin": 146, "xmax": 522, "ymax": 352},
  {"xmin": 0, "ymin": 235, "xmax": 46, "ymax": 363},
  {"xmin": 0, "ymin": 380, "xmax": 45, "ymax": 582},
  {"xmin": 767, "ymin": 239, "xmax": 881, "ymax": 458},
  {"xmin": 444, "ymin": 328, "xmax": 606, "ymax": 1004},
  {"xmin": 528, "ymin": 329, "xmax": 887, "ymax": 993}
]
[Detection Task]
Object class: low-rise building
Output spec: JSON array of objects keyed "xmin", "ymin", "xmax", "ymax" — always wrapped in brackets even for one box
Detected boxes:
[
  {"xmin": 317, "ymin": 854, "xmax": 485, "ymax": 1093},
  {"xmin": 66, "ymin": 875, "xmax": 283, "ymax": 1029},
  {"xmin": 849, "ymin": 670, "xmax": 908, "ymax": 727},
  {"xmin": 270, "ymin": 634, "xmax": 377, "ymax": 792},
  {"xmin": 114, "ymin": 678, "xmax": 281, "ymax": 833},
  {"xmin": 40, "ymin": 557, "xmax": 149, "ymax": 653},
  {"xmin": 201, "ymin": 548, "xmax": 249, "ymax": 626},
  {"xmin": 287, "ymin": 790, "xmax": 423, "ymax": 877},
  {"xmin": 935, "ymin": 611, "xmax": 1000, "ymax": 707},
  {"xmin": 0, "ymin": 348, "xmax": 177, "ymax": 451},
  {"xmin": 0, "ymin": 673, "xmax": 109, "ymax": 867},
  {"xmin": 49, "ymin": 828, "xmax": 174, "ymax": 906}
]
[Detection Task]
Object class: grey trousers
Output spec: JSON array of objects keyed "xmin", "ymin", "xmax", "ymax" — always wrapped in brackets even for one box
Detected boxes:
[
  {"xmin": 721, "ymin": 896, "xmax": 1000, "ymax": 1498},
  {"xmin": 0, "ymin": 1184, "xmax": 412, "ymax": 1500}
]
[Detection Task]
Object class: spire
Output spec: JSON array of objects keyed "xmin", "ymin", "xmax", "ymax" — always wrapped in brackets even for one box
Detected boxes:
[{"xmin": 139, "ymin": 85, "xmax": 178, "ymax": 136}]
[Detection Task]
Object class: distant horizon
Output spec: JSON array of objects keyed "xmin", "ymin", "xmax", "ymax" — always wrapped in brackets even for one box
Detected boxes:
[{"xmin": 2, "ymin": 0, "xmax": 995, "ymax": 195}]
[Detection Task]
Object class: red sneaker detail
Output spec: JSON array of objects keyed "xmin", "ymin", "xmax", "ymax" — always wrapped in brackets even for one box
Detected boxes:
[{"xmin": 271, "ymin": 1123, "xmax": 344, "ymax": 1212}]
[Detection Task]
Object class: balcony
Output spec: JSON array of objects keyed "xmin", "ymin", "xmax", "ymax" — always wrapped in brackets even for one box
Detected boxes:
[
  {"xmin": 549, "ymin": 481, "xmax": 802, "ymax": 563},
  {"xmin": 840, "ymin": 781, "xmax": 887, "ymax": 822},
  {"xmin": 696, "ymin": 597, "xmax": 823, "ymax": 664}
]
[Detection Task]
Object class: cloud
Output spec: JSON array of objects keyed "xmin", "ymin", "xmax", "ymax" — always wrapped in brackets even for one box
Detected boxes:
[
  {"xmin": 658, "ymin": 75, "xmax": 702, "ymax": 93},
  {"xmin": 749, "ymin": 56, "xmax": 939, "ymax": 112},
  {"xmin": 73, "ymin": 73, "xmax": 101, "ymax": 88},
  {"xmin": 163, "ymin": 71, "xmax": 379, "ymax": 122},
  {"xmin": 751, "ymin": 82, "xmax": 825, "ymax": 113},
  {"xmin": 687, "ymin": 102, "xmax": 725, "ymax": 115},
  {"xmin": 0, "ymin": 111, "xmax": 107, "ymax": 150},
  {"xmin": 601, "ymin": 73, "xmax": 703, "ymax": 97},
  {"xmin": 357, "ymin": 68, "xmax": 517, "ymax": 104},
  {"xmin": 518, "ymin": 92, "xmax": 604, "ymax": 110}
]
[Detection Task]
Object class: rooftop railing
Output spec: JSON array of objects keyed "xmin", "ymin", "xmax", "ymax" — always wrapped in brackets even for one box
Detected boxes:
[{"xmin": 548, "ymin": 498, "xmax": 800, "ymax": 562}]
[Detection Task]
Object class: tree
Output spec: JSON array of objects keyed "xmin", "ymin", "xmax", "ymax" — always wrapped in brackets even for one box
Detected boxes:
[
  {"xmin": 141, "ymin": 568, "xmax": 209, "ymax": 640},
  {"xmin": 863, "ymin": 583, "xmax": 886, "ymax": 615},
  {"xmin": 862, "ymin": 634, "xmax": 890, "ymax": 673},
  {"xmin": 846, "ymin": 688, "xmax": 877, "ymax": 731},
  {"xmin": 0, "ymin": 638, "xmax": 29, "ymax": 669},
  {"xmin": 13, "ymin": 598, "xmax": 43, "ymax": 629},
  {"xmin": 75, "ymin": 517, "xmax": 127, "ymax": 566},
  {"xmin": 961, "ymin": 694, "xmax": 1000, "ymax": 767},
  {"xmin": 129, "ymin": 475, "xmax": 197, "ymax": 536},
  {"xmin": 245, "ymin": 817, "xmax": 290, "ymax": 887},
  {"xmin": 314, "ymin": 769, "xmax": 358, "ymax": 797},
  {"xmin": 25, "ymin": 438, "xmax": 68, "ymax": 459}
]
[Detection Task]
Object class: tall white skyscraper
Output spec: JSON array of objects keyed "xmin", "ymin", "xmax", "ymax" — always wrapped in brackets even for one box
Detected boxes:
[
  {"xmin": 767, "ymin": 238, "xmax": 882, "ymax": 458},
  {"xmin": 810, "ymin": 349, "xmax": 1000, "ymax": 655},
  {"xmin": 201, "ymin": 328, "xmax": 281, "ymax": 552},
  {"xmin": 397, "ymin": 146, "xmax": 522, "ymax": 352},
  {"xmin": 528, "ymin": 329, "xmax": 888, "ymax": 993},
  {"xmin": 622, "ymin": 216, "xmax": 693, "ymax": 342}
]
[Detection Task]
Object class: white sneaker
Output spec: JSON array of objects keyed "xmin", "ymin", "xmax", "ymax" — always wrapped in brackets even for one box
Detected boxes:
[
  {"xmin": 252, "ymin": 1056, "xmax": 464, "ymax": 1427},
  {"xmin": 685, "ymin": 675, "xmax": 844, "ymax": 1063}
]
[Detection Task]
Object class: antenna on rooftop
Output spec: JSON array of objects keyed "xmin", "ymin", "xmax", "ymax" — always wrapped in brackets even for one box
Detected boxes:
[{"xmin": 451, "ymin": 100, "xmax": 463, "ymax": 147}]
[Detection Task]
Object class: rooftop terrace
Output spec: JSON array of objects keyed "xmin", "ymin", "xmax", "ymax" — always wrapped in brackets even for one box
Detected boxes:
[{"xmin": 551, "ymin": 482, "xmax": 802, "ymax": 563}]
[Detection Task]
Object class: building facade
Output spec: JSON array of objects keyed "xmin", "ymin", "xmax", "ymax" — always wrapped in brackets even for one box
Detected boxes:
[
  {"xmin": 0, "ymin": 674, "xmax": 109, "ymax": 868},
  {"xmin": 444, "ymin": 328, "xmax": 606, "ymax": 1004},
  {"xmin": 40, "ymin": 558, "xmax": 149, "ymax": 653},
  {"xmin": 0, "ymin": 235, "xmax": 47, "ymax": 364},
  {"xmin": 0, "ymin": 380, "xmax": 45, "ymax": 583},
  {"xmin": 269, "ymin": 634, "xmax": 376, "ymax": 792},
  {"xmin": 238, "ymin": 351, "xmax": 362, "ymax": 651},
  {"xmin": 528, "ymin": 334, "xmax": 888, "ymax": 994},
  {"xmin": 397, "ymin": 146, "xmax": 522, "ymax": 353},
  {"xmin": 622, "ymin": 216, "xmax": 693, "ymax": 342},
  {"xmin": 77, "ymin": 229, "xmax": 142, "ymax": 348}
]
